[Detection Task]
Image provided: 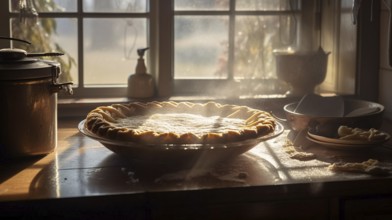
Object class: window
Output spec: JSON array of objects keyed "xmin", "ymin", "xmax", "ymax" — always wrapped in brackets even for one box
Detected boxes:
[
  {"xmin": 0, "ymin": 0, "xmax": 357, "ymax": 99},
  {"xmin": 173, "ymin": 0, "xmax": 301, "ymax": 97}
]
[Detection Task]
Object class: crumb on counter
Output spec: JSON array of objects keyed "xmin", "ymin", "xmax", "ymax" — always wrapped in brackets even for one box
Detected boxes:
[
  {"xmin": 328, "ymin": 159, "xmax": 391, "ymax": 176},
  {"xmin": 283, "ymin": 139, "xmax": 316, "ymax": 161}
]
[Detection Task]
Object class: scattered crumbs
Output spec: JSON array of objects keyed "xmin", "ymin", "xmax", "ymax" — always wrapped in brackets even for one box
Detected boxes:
[
  {"xmin": 154, "ymin": 169, "xmax": 249, "ymax": 184},
  {"xmin": 59, "ymin": 177, "xmax": 68, "ymax": 183},
  {"xmin": 154, "ymin": 169, "xmax": 209, "ymax": 183},
  {"xmin": 328, "ymin": 159, "xmax": 391, "ymax": 176},
  {"xmin": 126, "ymin": 178, "xmax": 139, "ymax": 184},
  {"xmin": 237, "ymin": 172, "xmax": 248, "ymax": 179},
  {"xmin": 283, "ymin": 139, "xmax": 316, "ymax": 161},
  {"xmin": 121, "ymin": 168, "xmax": 139, "ymax": 184},
  {"xmin": 86, "ymin": 168, "xmax": 102, "ymax": 176},
  {"xmin": 212, "ymin": 172, "xmax": 247, "ymax": 183}
]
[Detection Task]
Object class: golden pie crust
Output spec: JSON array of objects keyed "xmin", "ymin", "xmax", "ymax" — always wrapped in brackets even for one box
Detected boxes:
[{"xmin": 85, "ymin": 101, "xmax": 276, "ymax": 144}]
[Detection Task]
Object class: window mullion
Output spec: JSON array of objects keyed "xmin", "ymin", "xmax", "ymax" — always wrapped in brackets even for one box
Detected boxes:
[
  {"xmin": 77, "ymin": 0, "xmax": 84, "ymax": 89},
  {"xmin": 227, "ymin": 0, "xmax": 236, "ymax": 80},
  {"xmin": 156, "ymin": 0, "xmax": 174, "ymax": 97}
]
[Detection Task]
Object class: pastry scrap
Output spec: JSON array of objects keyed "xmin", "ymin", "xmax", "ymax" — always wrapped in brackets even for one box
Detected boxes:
[
  {"xmin": 337, "ymin": 126, "xmax": 389, "ymax": 142},
  {"xmin": 328, "ymin": 159, "xmax": 390, "ymax": 176},
  {"xmin": 283, "ymin": 139, "xmax": 316, "ymax": 161},
  {"xmin": 84, "ymin": 101, "xmax": 276, "ymax": 144}
]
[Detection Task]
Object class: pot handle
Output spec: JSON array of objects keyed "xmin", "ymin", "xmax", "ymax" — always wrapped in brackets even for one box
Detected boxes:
[
  {"xmin": 42, "ymin": 59, "xmax": 74, "ymax": 95},
  {"xmin": 51, "ymin": 82, "xmax": 73, "ymax": 95}
]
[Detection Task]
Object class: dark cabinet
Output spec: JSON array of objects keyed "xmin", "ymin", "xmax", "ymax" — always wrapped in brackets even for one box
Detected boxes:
[
  {"xmin": 150, "ymin": 199, "xmax": 330, "ymax": 220},
  {"xmin": 342, "ymin": 196, "xmax": 392, "ymax": 220}
]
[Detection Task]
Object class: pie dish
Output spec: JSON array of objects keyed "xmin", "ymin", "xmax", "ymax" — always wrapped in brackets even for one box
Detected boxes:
[
  {"xmin": 84, "ymin": 101, "xmax": 277, "ymax": 145},
  {"xmin": 79, "ymin": 122, "xmax": 283, "ymax": 167}
]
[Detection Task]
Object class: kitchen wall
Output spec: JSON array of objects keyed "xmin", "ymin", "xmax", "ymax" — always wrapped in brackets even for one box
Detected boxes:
[{"xmin": 380, "ymin": 1, "xmax": 392, "ymax": 120}]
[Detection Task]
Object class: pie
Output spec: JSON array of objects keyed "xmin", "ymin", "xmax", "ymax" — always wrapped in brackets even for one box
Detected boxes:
[{"xmin": 84, "ymin": 101, "xmax": 276, "ymax": 144}]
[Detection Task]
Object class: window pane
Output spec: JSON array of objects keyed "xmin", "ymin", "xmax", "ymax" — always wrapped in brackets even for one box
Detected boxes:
[
  {"xmin": 174, "ymin": 16, "xmax": 228, "ymax": 79},
  {"xmin": 174, "ymin": 0, "xmax": 229, "ymax": 11},
  {"xmin": 234, "ymin": 15, "xmax": 296, "ymax": 79},
  {"xmin": 53, "ymin": 19, "xmax": 78, "ymax": 85},
  {"xmin": 10, "ymin": 0, "xmax": 77, "ymax": 12},
  {"xmin": 11, "ymin": 18, "xmax": 78, "ymax": 84},
  {"xmin": 83, "ymin": 0, "xmax": 147, "ymax": 12},
  {"xmin": 84, "ymin": 18, "xmax": 147, "ymax": 85},
  {"xmin": 236, "ymin": 0, "xmax": 299, "ymax": 11}
]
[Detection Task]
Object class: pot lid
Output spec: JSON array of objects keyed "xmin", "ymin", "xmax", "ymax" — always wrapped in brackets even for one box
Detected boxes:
[
  {"xmin": 0, "ymin": 37, "xmax": 63, "ymax": 80},
  {"xmin": 0, "ymin": 57, "xmax": 60, "ymax": 80},
  {"xmin": 0, "ymin": 49, "xmax": 62, "ymax": 80}
]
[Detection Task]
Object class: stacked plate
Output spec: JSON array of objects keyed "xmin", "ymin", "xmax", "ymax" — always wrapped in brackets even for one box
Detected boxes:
[{"xmin": 307, "ymin": 131, "xmax": 390, "ymax": 150}]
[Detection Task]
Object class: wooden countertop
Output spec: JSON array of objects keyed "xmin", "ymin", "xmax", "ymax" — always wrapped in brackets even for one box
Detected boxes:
[{"xmin": 1, "ymin": 118, "xmax": 392, "ymax": 218}]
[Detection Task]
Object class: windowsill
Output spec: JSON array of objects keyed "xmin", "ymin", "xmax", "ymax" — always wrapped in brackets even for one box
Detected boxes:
[{"xmin": 58, "ymin": 95, "xmax": 299, "ymax": 118}]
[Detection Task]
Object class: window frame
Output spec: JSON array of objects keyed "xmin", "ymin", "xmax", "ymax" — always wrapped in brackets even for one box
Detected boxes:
[
  {"xmin": 0, "ymin": 0, "xmax": 305, "ymax": 99},
  {"xmin": 0, "ymin": 0, "xmax": 380, "ymax": 103}
]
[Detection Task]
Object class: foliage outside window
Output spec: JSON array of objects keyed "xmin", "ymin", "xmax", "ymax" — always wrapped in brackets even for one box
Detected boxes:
[{"xmin": 11, "ymin": 0, "xmax": 76, "ymax": 83}]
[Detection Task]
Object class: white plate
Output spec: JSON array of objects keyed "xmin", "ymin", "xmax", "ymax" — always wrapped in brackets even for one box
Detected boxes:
[{"xmin": 307, "ymin": 131, "xmax": 390, "ymax": 150}]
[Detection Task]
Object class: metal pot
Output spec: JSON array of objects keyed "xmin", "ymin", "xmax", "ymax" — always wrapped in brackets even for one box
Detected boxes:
[{"xmin": 0, "ymin": 43, "xmax": 72, "ymax": 158}]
